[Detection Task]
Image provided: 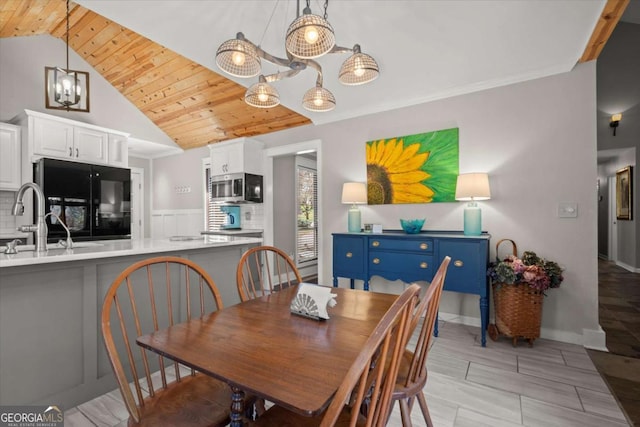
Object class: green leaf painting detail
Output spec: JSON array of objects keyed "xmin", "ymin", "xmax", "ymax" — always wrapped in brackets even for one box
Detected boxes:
[{"xmin": 365, "ymin": 128, "xmax": 459, "ymax": 204}]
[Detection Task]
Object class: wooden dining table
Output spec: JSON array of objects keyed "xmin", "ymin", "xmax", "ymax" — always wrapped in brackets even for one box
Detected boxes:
[{"xmin": 136, "ymin": 285, "xmax": 398, "ymax": 427}]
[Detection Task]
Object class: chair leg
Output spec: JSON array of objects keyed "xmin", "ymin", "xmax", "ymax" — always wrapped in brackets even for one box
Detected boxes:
[
  {"xmin": 399, "ymin": 399, "xmax": 413, "ymax": 427},
  {"xmin": 416, "ymin": 391, "xmax": 433, "ymax": 427}
]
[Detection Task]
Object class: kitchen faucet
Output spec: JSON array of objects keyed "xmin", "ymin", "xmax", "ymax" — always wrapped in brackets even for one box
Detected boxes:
[
  {"xmin": 12, "ymin": 182, "xmax": 48, "ymax": 252},
  {"xmin": 45, "ymin": 211, "xmax": 74, "ymax": 249}
]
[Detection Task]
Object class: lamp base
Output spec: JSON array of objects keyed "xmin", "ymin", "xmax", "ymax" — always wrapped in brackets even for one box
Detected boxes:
[
  {"xmin": 463, "ymin": 202, "xmax": 482, "ymax": 236},
  {"xmin": 348, "ymin": 206, "xmax": 361, "ymax": 233}
]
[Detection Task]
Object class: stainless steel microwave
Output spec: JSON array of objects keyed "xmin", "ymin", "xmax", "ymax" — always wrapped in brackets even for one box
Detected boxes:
[{"xmin": 208, "ymin": 172, "xmax": 263, "ymax": 203}]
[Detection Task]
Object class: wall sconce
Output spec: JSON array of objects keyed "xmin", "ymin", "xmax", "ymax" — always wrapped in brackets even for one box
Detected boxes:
[{"xmin": 610, "ymin": 113, "xmax": 622, "ymax": 136}]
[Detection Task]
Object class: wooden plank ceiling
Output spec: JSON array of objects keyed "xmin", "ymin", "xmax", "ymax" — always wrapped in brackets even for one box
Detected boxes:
[
  {"xmin": 1, "ymin": 0, "xmax": 629, "ymax": 149},
  {"xmin": 0, "ymin": 0, "xmax": 311, "ymax": 150}
]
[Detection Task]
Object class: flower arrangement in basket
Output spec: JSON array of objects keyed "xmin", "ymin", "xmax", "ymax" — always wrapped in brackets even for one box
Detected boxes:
[
  {"xmin": 487, "ymin": 239, "xmax": 564, "ymax": 347},
  {"xmin": 488, "ymin": 250, "xmax": 564, "ymax": 292}
]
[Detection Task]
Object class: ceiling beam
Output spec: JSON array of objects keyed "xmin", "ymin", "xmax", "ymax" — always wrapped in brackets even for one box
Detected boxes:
[{"xmin": 579, "ymin": 0, "xmax": 629, "ymax": 63}]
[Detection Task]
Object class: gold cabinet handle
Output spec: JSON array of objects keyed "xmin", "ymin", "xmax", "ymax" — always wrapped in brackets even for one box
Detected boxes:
[
  {"xmin": 346, "ymin": 252, "xmax": 353, "ymax": 258},
  {"xmin": 420, "ymin": 262, "xmax": 428, "ymax": 269},
  {"xmin": 420, "ymin": 243, "xmax": 428, "ymax": 250},
  {"xmin": 454, "ymin": 260, "xmax": 464, "ymax": 267},
  {"xmin": 372, "ymin": 241, "xmax": 380, "ymax": 247},
  {"xmin": 373, "ymin": 258, "xmax": 380, "ymax": 264}
]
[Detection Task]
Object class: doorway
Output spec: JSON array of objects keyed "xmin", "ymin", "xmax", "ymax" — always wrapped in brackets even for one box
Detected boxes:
[{"xmin": 264, "ymin": 139, "xmax": 323, "ymax": 283}]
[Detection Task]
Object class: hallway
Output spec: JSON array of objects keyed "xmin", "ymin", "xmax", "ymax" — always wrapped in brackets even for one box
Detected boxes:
[{"xmin": 588, "ymin": 260, "xmax": 640, "ymax": 425}]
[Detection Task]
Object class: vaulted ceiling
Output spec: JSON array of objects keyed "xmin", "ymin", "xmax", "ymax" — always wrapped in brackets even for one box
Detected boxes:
[
  {"xmin": 0, "ymin": 0, "xmax": 311, "ymax": 149},
  {"xmin": 0, "ymin": 0, "xmax": 630, "ymax": 150}
]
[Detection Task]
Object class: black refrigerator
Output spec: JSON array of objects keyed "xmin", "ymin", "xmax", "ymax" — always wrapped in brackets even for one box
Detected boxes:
[{"xmin": 34, "ymin": 158, "xmax": 131, "ymax": 242}]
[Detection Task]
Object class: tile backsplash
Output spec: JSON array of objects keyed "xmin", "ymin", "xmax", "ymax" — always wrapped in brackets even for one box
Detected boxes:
[
  {"xmin": 0, "ymin": 191, "xmax": 17, "ymax": 233},
  {"xmin": 240, "ymin": 203, "xmax": 264, "ymax": 230}
]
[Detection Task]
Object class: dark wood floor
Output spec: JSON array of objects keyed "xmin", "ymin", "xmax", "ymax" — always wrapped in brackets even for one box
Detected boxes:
[{"xmin": 588, "ymin": 259, "xmax": 640, "ymax": 426}]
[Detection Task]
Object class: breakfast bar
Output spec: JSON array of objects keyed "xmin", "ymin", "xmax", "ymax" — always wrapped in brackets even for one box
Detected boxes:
[{"xmin": 0, "ymin": 236, "xmax": 261, "ymax": 409}]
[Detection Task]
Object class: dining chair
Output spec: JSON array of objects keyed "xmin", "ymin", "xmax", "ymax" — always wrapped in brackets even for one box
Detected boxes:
[
  {"xmin": 101, "ymin": 256, "xmax": 234, "ymax": 426},
  {"xmin": 391, "ymin": 255, "xmax": 451, "ymax": 427},
  {"xmin": 248, "ymin": 283, "xmax": 422, "ymax": 427},
  {"xmin": 237, "ymin": 245, "xmax": 303, "ymax": 302}
]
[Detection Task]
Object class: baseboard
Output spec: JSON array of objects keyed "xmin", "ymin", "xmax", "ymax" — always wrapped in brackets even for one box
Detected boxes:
[
  {"xmin": 438, "ymin": 311, "xmax": 607, "ymax": 350},
  {"xmin": 582, "ymin": 327, "xmax": 608, "ymax": 351},
  {"xmin": 615, "ymin": 260, "xmax": 639, "ymax": 273}
]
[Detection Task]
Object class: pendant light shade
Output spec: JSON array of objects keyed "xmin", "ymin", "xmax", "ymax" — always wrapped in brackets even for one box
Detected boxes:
[
  {"xmin": 338, "ymin": 45, "xmax": 379, "ymax": 85},
  {"xmin": 285, "ymin": 9, "xmax": 335, "ymax": 59},
  {"xmin": 216, "ymin": 34, "xmax": 261, "ymax": 78},
  {"xmin": 245, "ymin": 79, "xmax": 280, "ymax": 108},
  {"xmin": 302, "ymin": 85, "xmax": 336, "ymax": 112},
  {"xmin": 45, "ymin": 0, "xmax": 89, "ymax": 112}
]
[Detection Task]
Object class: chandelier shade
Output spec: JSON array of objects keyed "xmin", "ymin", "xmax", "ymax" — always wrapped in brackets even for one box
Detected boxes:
[
  {"xmin": 338, "ymin": 45, "xmax": 380, "ymax": 85},
  {"xmin": 285, "ymin": 11, "xmax": 335, "ymax": 59},
  {"xmin": 245, "ymin": 79, "xmax": 280, "ymax": 108},
  {"xmin": 302, "ymin": 86, "xmax": 336, "ymax": 112},
  {"xmin": 215, "ymin": 35, "xmax": 261, "ymax": 78}
]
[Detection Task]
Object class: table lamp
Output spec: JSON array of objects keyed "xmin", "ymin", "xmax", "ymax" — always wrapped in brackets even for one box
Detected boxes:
[
  {"xmin": 341, "ymin": 182, "xmax": 367, "ymax": 232},
  {"xmin": 455, "ymin": 173, "xmax": 491, "ymax": 236}
]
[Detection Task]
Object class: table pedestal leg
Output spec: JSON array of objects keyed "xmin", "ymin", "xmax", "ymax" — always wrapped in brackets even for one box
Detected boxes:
[{"xmin": 230, "ymin": 386, "xmax": 245, "ymax": 427}]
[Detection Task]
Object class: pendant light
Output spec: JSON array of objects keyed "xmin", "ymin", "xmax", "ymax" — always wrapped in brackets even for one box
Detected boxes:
[
  {"xmin": 215, "ymin": 0, "xmax": 379, "ymax": 113},
  {"xmin": 45, "ymin": 0, "xmax": 90, "ymax": 112}
]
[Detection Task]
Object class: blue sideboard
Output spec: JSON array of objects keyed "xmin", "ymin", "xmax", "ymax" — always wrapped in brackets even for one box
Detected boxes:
[{"xmin": 332, "ymin": 231, "xmax": 491, "ymax": 346}]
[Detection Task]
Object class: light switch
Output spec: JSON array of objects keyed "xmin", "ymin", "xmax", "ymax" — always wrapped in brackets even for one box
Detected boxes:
[{"xmin": 557, "ymin": 202, "xmax": 578, "ymax": 218}]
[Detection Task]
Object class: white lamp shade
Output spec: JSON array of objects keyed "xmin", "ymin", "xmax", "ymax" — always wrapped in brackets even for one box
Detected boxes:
[
  {"xmin": 341, "ymin": 182, "xmax": 367, "ymax": 204},
  {"xmin": 455, "ymin": 173, "xmax": 491, "ymax": 201}
]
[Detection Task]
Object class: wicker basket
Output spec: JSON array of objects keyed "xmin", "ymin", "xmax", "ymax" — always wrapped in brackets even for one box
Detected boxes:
[{"xmin": 488, "ymin": 239, "xmax": 544, "ymax": 347}]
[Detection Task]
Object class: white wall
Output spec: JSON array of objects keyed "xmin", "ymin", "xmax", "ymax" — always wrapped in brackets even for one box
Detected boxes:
[
  {"xmin": 0, "ymin": 35, "xmax": 176, "ymax": 146},
  {"xmin": 252, "ymin": 62, "xmax": 600, "ymax": 346}
]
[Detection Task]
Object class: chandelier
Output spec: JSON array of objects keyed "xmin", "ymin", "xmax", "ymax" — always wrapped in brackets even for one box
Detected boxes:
[
  {"xmin": 215, "ymin": 0, "xmax": 379, "ymax": 112},
  {"xmin": 45, "ymin": 0, "xmax": 90, "ymax": 112}
]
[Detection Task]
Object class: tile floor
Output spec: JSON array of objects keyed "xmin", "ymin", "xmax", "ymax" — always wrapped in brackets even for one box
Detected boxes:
[
  {"xmin": 586, "ymin": 259, "xmax": 640, "ymax": 426},
  {"xmin": 63, "ymin": 319, "xmax": 630, "ymax": 426}
]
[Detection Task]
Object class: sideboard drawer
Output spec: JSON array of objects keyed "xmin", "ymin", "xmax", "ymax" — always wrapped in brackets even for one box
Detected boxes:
[
  {"xmin": 369, "ymin": 237, "xmax": 433, "ymax": 253},
  {"xmin": 369, "ymin": 252, "xmax": 433, "ymax": 282}
]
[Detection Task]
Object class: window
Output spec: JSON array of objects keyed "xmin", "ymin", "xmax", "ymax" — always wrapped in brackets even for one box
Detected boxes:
[
  {"xmin": 296, "ymin": 162, "xmax": 318, "ymax": 265},
  {"xmin": 204, "ymin": 162, "xmax": 225, "ymax": 230}
]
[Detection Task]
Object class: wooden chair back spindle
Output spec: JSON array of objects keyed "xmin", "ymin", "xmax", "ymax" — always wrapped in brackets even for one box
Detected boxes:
[{"xmin": 237, "ymin": 245, "xmax": 302, "ymax": 302}]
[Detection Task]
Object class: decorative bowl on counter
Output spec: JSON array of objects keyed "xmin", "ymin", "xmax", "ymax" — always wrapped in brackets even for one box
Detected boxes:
[{"xmin": 400, "ymin": 219, "xmax": 425, "ymax": 234}]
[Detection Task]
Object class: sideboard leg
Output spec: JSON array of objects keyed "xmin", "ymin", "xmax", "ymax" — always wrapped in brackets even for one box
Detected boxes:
[
  {"xmin": 480, "ymin": 296, "xmax": 489, "ymax": 347},
  {"xmin": 433, "ymin": 312, "xmax": 439, "ymax": 337},
  {"xmin": 333, "ymin": 276, "xmax": 338, "ymax": 287},
  {"xmin": 364, "ymin": 280, "xmax": 369, "ymax": 291},
  {"xmin": 350, "ymin": 278, "xmax": 355, "ymax": 289}
]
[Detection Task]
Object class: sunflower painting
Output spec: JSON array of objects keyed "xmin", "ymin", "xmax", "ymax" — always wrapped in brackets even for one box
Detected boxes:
[{"xmin": 366, "ymin": 128, "xmax": 459, "ymax": 204}]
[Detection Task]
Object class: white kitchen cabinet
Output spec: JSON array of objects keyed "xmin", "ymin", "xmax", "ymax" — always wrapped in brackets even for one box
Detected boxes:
[
  {"xmin": 32, "ymin": 114, "xmax": 74, "ymax": 159},
  {"xmin": 208, "ymin": 138, "xmax": 263, "ymax": 176},
  {"xmin": 0, "ymin": 122, "xmax": 21, "ymax": 190},
  {"xmin": 108, "ymin": 133, "xmax": 128, "ymax": 167},
  {"xmin": 11, "ymin": 109, "xmax": 129, "ymax": 168},
  {"xmin": 73, "ymin": 126, "xmax": 109, "ymax": 164}
]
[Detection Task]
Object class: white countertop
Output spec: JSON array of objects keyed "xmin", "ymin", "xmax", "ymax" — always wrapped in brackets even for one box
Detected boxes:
[
  {"xmin": 201, "ymin": 229, "xmax": 263, "ymax": 236},
  {"xmin": 0, "ymin": 236, "xmax": 262, "ymax": 268}
]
